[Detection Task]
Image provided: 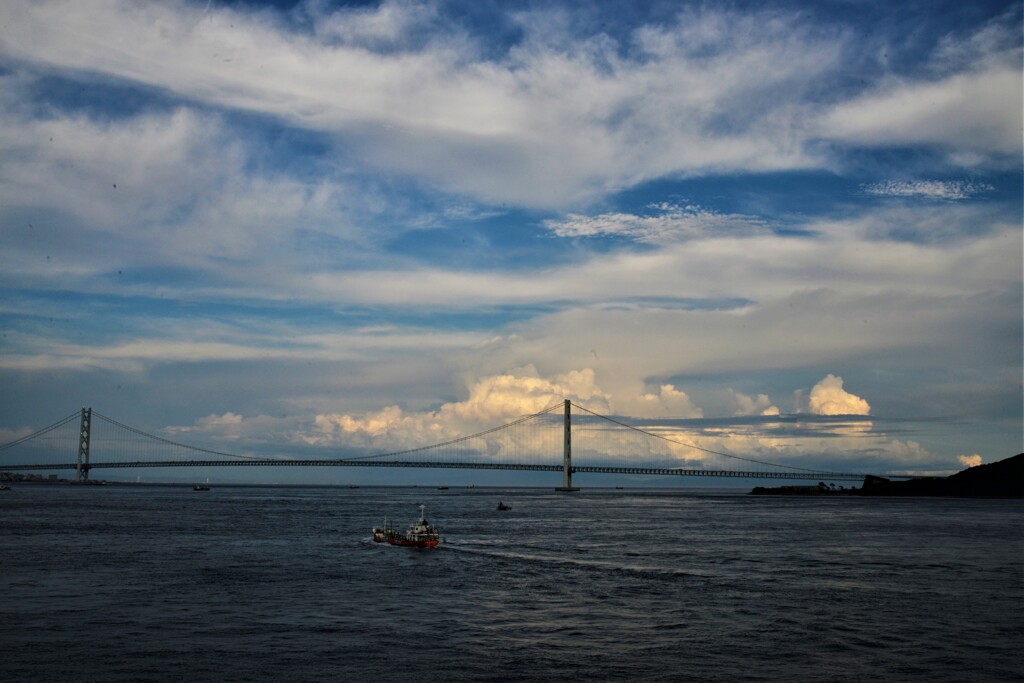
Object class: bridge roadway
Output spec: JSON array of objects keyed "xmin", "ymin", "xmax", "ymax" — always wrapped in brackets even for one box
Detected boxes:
[{"xmin": 0, "ymin": 459, "xmax": 870, "ymax": 482}]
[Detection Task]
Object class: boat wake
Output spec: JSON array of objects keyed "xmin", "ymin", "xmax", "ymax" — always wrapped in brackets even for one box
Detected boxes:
[{"xmin": 442, "ymin": 540, "xmax": 706, "ymax": 581}]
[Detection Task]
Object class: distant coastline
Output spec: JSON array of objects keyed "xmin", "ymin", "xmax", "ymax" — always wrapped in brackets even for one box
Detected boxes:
[{"xmin": 751, "ymin": 453, "xmax": 1023, "ymax": 498}]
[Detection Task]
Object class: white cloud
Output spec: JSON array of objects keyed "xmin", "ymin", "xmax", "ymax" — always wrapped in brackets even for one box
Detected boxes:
[
  {"xmin": 312, "ymin": 1, "xmax": 442, "ymax": 49},
  {"xmin": 957, "ymin": 453, "xmax": 983, "ymax": 468},
  {"xmin": 0, "ymin": 108, "xmax": 223, "ymax": 231},
  {"xmin": 288, "ymin": 369, "xmax": 906, "ymax": 470},
  {"xmin": 4, "ymin": 199, "xmax": 1017, "ymax": 425},
  {"xmin": 861, "ymin": 180, "xmax": 995, "ymax": 201},
  {"xmin": 0, "ymin": 105, "xmax": 371, "ymax": 289},
  {"xmin": 661, "ymin": 421, "xmax": 936, "ymax": 470},
  {"xmin": 543, "ymin": 203, "xmax": 769, "ymax": 243},
  {"xmin": 1, "ymin": 1, "xmax": 1014, "ymax": 209},
  {"xmin": 166, "ymin": 412, "xmax": 244, "ymax": 440},
  {"xmin": 821, "ymin": 11, "xmax": 1021, "ymax": 164},
  {"xmin": 637, "ymin": 384, "xmax": 703, "ymax": 418},
  {"xmin": 821, "ymin": 66, "xmax": 1021, "ymax": 163},
  {"xmin": 144, "ymin": 366, "xmax": 967, "ymax": 474},
  {"xmin": 806, "ymin": 375, "xmax": 870, "ymax": 416},
  {"xmin": 0, "ymin": 426, "xmax": 34, "ymax": 443},
  {"xmin": 307, "ymin": 367, "xmax": 611, "ymax": 450},
  {"xmin": 730, "ymin": 390, "xmax": 780, "ymax": 416},
  {"xmin": 0, "ymin": 2, "xmax": 1018, "ymax": 473},
  {"xmin": 0, "ymin": 320, "xmax": 488, "ymax": 372},
  {"xmin": 294, "ymin": 218, "xmax": 1019, "ymax": 309},
  {"xmin": 0, "ymin": 1, "xmax": 891, "ymax": 207}
]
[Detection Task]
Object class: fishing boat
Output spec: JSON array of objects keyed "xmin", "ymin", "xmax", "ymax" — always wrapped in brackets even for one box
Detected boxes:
[
  {"xmin": 391, "ymin": 505, "xmax": 440, "ymax": 548},
  {"xmin": 192, "ymin": 482, "xmax": 210, "ymax": 491},
  {"xmin": 371, "ymin": 517, "xmax": 400, "ymax": 543},
  {"xmin": 386, "ymin": 505, "xmax": 440, "ymax": 548}
]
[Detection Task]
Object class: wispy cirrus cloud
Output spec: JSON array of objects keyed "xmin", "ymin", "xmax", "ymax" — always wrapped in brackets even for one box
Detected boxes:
[
  {"xmin": 3, "ymin": 0, "xmax": 1015, "ymax": 208},
  {"xmin": 820, "ymin": 9, "xmax": 1022, "ymax": 166},
  {"xmin": 821, "ymin": 65, "xmax": 1021, "ymax": 164}
]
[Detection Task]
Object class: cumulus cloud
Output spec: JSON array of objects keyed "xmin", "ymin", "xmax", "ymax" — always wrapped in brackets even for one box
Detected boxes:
[
  {"xmin": 637, "ymin": 384, "xmax": 703, "ymax": 418},
  {"xmin": 165, "ymin": 412, "xmax": 244, "ymax": 437},
  {"xmin": 148, "ymin": 368, "xmax": 954, "ymax": 474},
  {"xmin": 294, "ymin": 370, "xmax": 910, "ymax": 470},
  {"xmin": 198, "ymin": 412, "xmax": 243, "ymax": 429},
  {"xmin": 806, "ymin": 375, "xmax": 871, "ymax": 416},
  {"xmin": 861, "ymin": 180, "xmax": 995, "ymax": 201},
  {"xmin": 305, "ymin": 370, "xmax": 706, "ymax": 460},
  {"xmin": 957, "ymin": 453, "xmax": 983, "ymax": 467},
  {"xmin": 311, "ymin": 405, "xmax": 424, "ymax": 449},
  {"xmin": 730, "ymin": 390, "xmax": 780, "ymax": 416},
  {"xmin": 574, "ymin": 412, "xmax": 935, "ymax": 471},
  {"xmin": 309, "ymin": 367, "xmax": 611, "ymax": 450}
]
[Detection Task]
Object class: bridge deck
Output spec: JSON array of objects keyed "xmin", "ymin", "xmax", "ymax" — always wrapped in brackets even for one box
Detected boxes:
[{"xmin": 0, "ymin": 459, "xmax": 870, "ymax": 481}]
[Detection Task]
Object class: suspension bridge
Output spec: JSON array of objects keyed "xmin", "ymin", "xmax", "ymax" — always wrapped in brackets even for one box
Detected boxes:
[{"xmin": 0, "ymin": 402, "xmax": 895, "ymax": 488}]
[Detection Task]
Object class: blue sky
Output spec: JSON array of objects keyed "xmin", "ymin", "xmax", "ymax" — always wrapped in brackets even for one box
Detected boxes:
[{"xmin": 0, "ymin": 0, "xmax": 1020, "ymax": 484}]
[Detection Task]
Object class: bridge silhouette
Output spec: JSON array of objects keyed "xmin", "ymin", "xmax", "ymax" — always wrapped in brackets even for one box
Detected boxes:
[{"xmin": 0, "ymin": 402, "xmax": 892, "ymax": 487}]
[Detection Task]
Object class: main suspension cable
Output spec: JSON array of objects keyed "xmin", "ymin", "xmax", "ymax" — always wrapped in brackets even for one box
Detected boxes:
[
  {"xmin": 0, "ymin": 410, "xmax": 81, "ymax": 452},
  {"xmin": 570, "ymin": 402, "xmax": 848, "ymax": 473},
  {"xmin": 92, "ymin": 411, "xmax": 264, "ymax": 460},
  {"xmin": 344, "ymin": 402, "xmax": 564, "ymax": 461}
]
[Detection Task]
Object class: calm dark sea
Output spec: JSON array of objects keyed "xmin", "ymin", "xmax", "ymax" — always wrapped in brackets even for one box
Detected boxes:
[{"xmin": 1, "ymin": 485, "xmax": 1021, "ymax": 682}]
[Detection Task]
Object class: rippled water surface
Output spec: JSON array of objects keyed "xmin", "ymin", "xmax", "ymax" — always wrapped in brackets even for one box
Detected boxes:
[{"xmin": 2, "ymin": 485, "xmax": 1021, "ymax": 681}]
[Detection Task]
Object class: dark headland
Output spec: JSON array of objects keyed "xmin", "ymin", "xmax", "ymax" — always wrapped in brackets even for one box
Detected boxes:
[{"xmin": 751, "ymin": 453, "xmax": 1023, "ymax": 498}]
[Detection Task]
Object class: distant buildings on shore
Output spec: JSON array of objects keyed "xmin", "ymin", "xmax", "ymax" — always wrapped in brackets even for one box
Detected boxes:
[{"xmin": 1, "ymin": 472, "xmax": 67, "ymax": 483}]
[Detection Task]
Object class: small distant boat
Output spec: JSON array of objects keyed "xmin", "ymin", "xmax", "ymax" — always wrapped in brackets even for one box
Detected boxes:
[
  {"xmin": 497, "ymin": 501, "xmax": 511, "ymax": 510},
  {"xmin": 193, "ymin": 482, "xmax": 210, "ymax": 491},
  {"xmin": 437, "ymin": 486, "xmax": 449, "ymax": 490},
  {"xmin": 375, "ymin": 505, "xmax": 440, "ymax": 548}
]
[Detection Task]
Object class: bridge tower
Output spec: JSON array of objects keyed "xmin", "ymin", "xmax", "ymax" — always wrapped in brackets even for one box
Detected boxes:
[
  {"xmin": 557, "ymin": 399, "xmax": 579, "ymax": 491},
  {"xmin": 76, "ymin": 407, "xmax": 91, "ymax": 482}
]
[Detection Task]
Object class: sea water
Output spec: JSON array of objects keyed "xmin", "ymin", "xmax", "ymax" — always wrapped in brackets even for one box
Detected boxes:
[{"xmin": 1, "ymin": 485, "xmax": 1021, "ymax": 682}]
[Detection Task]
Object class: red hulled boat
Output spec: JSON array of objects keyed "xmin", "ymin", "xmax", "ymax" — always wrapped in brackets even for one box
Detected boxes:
[
  {"xmin": 372, "ymin": 516, "xmax": 400, "ymax": 543},
  {"xmin": 373, "ymin": 505, "xmax": 440, "ymax": 548}
]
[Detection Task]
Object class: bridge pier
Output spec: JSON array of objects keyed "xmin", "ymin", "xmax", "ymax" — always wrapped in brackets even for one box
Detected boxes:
[
  {"xmin": 556, "ymin": 399, "xmax": 579, "ymax": 491},
  {"xmin": 76, "ymin": 407, "xmax": 91, "ymax": 483}
]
